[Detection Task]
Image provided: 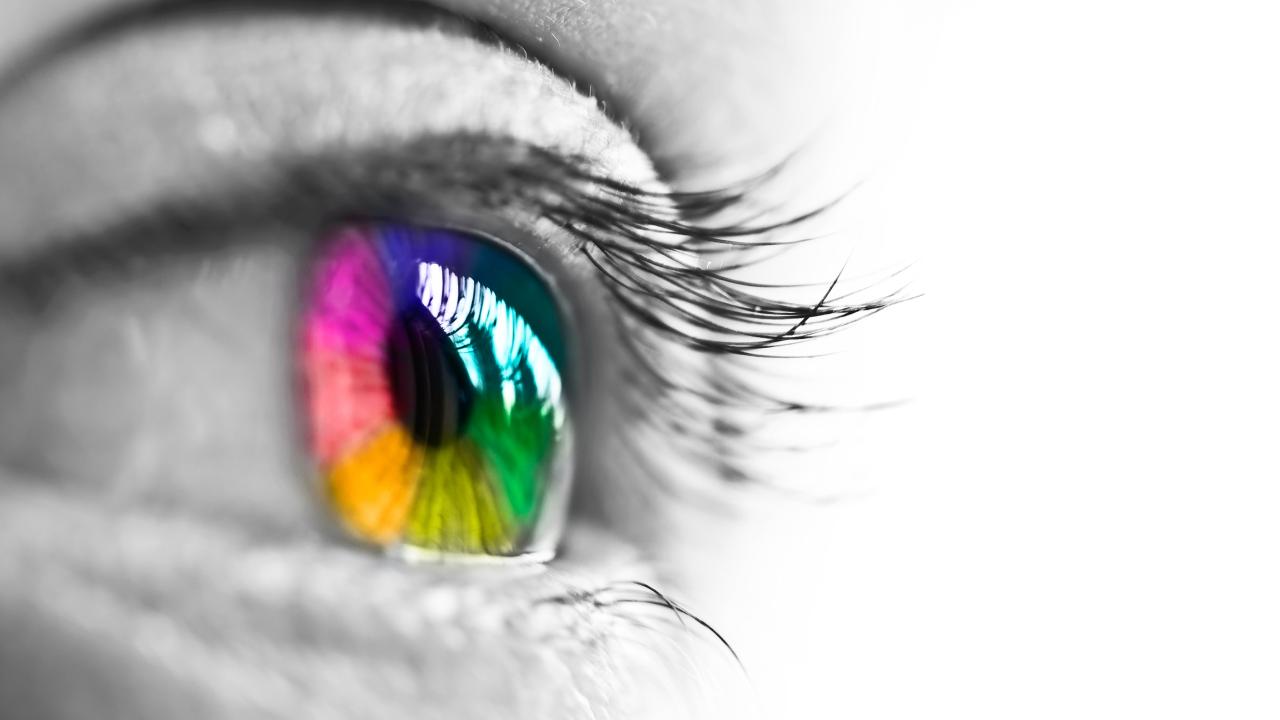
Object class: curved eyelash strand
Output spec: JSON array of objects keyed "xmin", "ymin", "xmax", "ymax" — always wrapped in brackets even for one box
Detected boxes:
[
  {"xmin": 499, "ymin": 151, "xmax": 898, "ymax": 356},
  {"xmin": 480, "ymin": 143, "xmax": 908, "ymax": 488}
]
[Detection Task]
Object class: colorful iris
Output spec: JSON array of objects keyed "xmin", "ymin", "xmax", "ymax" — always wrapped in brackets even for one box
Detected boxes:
[{"xmin": 301, "ymin": 223, "xmax": 571, "ymax": 560}]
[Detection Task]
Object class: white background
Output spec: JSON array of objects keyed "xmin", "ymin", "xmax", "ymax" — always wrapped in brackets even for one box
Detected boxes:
[{"xmin": 807, "ymin": 1, "xmax": 1280, "ymax": 717}]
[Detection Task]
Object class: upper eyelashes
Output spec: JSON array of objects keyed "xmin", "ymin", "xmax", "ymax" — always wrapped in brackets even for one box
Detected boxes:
[
  {"xmin": 4, "ymin": 135, "xmax": 894, "ymax": 359},
  {"xmin": 0, "ymin": 134, "xmax": 899, "ymax": 490}
]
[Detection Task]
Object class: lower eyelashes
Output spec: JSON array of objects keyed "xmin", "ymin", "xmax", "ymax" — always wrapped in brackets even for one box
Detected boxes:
[{"xmin": 301, "ymin": 223, "xmax": 573, "ymax": 561}]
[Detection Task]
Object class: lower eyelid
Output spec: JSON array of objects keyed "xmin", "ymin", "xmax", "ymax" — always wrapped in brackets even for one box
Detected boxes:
[{"xmin": 0, "ymin": 480, "xmax": 738, "ymax": 720}]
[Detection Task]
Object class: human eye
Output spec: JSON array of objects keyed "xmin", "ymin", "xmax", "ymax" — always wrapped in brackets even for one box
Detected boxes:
[
  {"xmin": 301, "ymin": 222, "xmax": 573, "ymax": 560},
  {"xmin": 0, "ymin": 2, "xmax": 890, "ymax": 718},
  {"xmin": 0, "ymin": 4, "xmax": 664, "ymax": 552}
]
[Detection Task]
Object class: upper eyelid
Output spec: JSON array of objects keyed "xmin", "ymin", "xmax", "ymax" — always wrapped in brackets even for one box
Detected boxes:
[
  {"xmin": 0, "ymin": 1, "xmax": 823, "ymax": 261},
  {"xmin": 0, "ymin": 0, "xmax": 700, "ymax": 210},
  {"xmin": 3, "ymin": 0, "xmax": 839, "ymax": 196},
  {"xmin": 0, "ymin": 0, "xmax": 641, "ymax": 152},
  {"xmin": 0, "ymin": 3, "xmax": 654, "ymax": 257}
]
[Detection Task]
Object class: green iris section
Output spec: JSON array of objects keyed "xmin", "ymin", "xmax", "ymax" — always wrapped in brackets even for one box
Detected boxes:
[{"xmin": 389, "ymin": 249, "xmax": 566, "ymax": 556}]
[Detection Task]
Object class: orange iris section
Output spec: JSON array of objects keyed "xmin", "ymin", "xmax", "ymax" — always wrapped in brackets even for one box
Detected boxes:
[{"xmin": 325, "ymin": 424, "xmax": 423, "ymax": 543}]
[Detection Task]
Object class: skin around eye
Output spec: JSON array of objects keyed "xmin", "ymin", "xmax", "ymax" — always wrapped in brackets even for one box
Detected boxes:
[
  {"xmin": 0, "ymin": 233, "xmax": 313, "ymax": 529},
  {"xmin": 302, "ymin": 223, "xmax": 573, "ymax": 560},
  {"xmin": 0, "ymin": 2, "xmax": 873, "ymax": 719},
  {"xmin": 0, "ymin": 8, "xmax": 744, "ymax": 717}
]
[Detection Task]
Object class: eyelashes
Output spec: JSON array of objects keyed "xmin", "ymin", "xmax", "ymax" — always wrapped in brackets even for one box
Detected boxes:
[
  {"xmin": 526, "ymin": 145, "xmax": 892, "ymax": 356},
  {"xmin": 0, "ymin": 134, "xmax": 901, "ymax": 486},
  {"xmin": 481, "ymin": 144, "xmax": 905, "ymax": 485},
  {"xmin": 290, "ymin": 139, "xmax": 903, "ymax": 431},
  {"xmin": 541, "ymin": 579, "xmax": 744, "ymax": 671}
]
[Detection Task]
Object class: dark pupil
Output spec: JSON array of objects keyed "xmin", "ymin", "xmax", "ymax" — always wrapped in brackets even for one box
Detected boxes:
[{"xmin": 384, "ymin": 304, "xmax": 475, "ymax": 447}]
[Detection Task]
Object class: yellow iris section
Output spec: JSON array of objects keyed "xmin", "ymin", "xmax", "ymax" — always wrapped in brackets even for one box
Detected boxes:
[
  {"xmin": 401, "ymin": 443, "xmax": 516, "ymax": 555},
  {"xmin": 324, "ymin": 424, "xmax": 517, "ymax": 554}
]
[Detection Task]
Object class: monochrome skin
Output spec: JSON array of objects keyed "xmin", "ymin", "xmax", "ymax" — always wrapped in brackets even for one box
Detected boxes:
[{"xmin": 0, "ymin": 1, "xmax": 879, "ymax": 718}]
